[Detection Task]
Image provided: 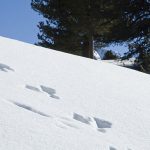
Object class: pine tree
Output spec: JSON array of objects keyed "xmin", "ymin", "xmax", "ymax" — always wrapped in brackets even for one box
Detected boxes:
[
  {"xmin": 119, "ymin": 0, "xmax": 150, "ymax": 72},
  {"xmin": 31, "ymin": 0, "xmax": 118, "ymax": 58},
  {"xmin": 31, "ymin": 0, "xmax": 149, "ymax": 63},
  {"xmin": 103, "ymin": 50, "xmax": 119, "ymax": 60}
]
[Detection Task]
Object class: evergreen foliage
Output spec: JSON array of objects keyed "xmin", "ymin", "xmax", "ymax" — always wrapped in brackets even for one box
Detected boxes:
[
  {"xmin": 31, "ymin": 0, "xmax": 119, "ymax": 58},
  {"xmin": 124, "ymin": 37, "xmax": 150, "ymax": 73},
  {"xmin": 117, "ymin": 0, "xmax": 150, "ymax": 72},
  {"xmin": 31, "ymin": 0, "xmax": 150, "ymax": 70},
  {"xmin": 103, "ymin": 50, "xmax": 119, "ymax": 60}
]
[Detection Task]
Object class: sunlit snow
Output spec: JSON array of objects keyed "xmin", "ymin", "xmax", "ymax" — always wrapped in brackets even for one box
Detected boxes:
[{"xmin": 0, "ymin": 36, "xmax": 150, "ymax": 150}]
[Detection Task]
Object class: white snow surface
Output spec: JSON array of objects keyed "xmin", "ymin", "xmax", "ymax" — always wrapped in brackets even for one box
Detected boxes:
[
  {"xmin": 0, "ymin": 36, "xmax": 150, "ymax": 150},
  {"xmin": 102, "ymin": 59, "xmax": 135, "ymax": 68}
]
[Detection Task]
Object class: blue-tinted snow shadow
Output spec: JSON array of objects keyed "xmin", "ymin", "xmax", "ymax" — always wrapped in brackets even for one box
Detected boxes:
[
  {"xmin": 40, "ymin": 85, "xmax": 60, "ymax": 99},
  {"xmin": 12, "ymin": 101, "xmax": 50, "ymax": 117},
  {"xmin": 25, "ymin": 84, "xmax": 60, "ymax": 100},
  {"xmin": 109, "ymin": 146, "xmax": 117, "ymax": 150},
  {"xmin": 94, "ymin": 117, "xmax": 112, "ymax": 128},
  {"xmin": 25, "ymin": 85, "xmax": 41, "ymax": 92},
  {"xmin": 0, "ymin": 63, "xmax": 14, "ymax": 72},
  {"xmin": 73, "ymin": 113, "xmax": 112, "ymax": 133}
]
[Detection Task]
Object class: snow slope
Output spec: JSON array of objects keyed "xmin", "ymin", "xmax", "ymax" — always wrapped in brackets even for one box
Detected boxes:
[
  {"xmin": 103, "ymin": 59, "xmax": 136, "ymax": 69},
  {"xmin": 0, "ymin": 36, "xmax": 150, "ymax": 150}
]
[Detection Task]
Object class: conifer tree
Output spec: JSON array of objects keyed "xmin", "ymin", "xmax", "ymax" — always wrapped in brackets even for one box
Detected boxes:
[
  {"xmin": 31, "ymin": 0, "xmax": 149, "ymax": 63},
  {"xmin": 119, "ymin": 0, "xmax": 150, "ymax": 72},
  {"xmin": 31, "ymin": 0, "xmax": 117, "ymax": 58}
]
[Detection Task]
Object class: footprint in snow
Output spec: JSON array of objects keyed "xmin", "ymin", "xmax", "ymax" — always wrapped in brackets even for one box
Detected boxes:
[
  {"xmin": 109, "ymin": 146, "xmax": 117, "ymax": 150},
  {"xmin": 40, "ymin": 85, "xmax": 60, "ymax": 99},
  {"xmin": 73, "ymin": 113, "xmax": 112, "ymax": 133},
  {"xmin": 25, "ymin": 85, "xmax": 41, "ymax": 92},
  {"xmin": 0, "ymin": 63, "xmax": 14, "ymax": 72},
  {"xmin": 9, "ymin": 100, "xmax": 50, "ymax": 118},
  {"xmin": 25, "ymin": 84, "xmax": 60, "ymax": 100}
]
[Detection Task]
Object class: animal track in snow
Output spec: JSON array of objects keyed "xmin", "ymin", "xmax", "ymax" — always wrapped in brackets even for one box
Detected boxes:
[
  {"xmin": 73, "ymin": 113, "xmax": 91, "ymax": 125},
  {"xmin": 109, "ymin": 146, "xmax": 117, "ymax": 150},
  {"xmin": 11, "ymin": 101, "xmax": 50, "ymax": 117},
  {"xmin": 25, "ymin": 84, "xmax": 60, "ymax": 99},
  {"xmin": 94, "ymin": 117, "xmax": 112, "ymax": 128},
  {"xmin": 55, "ymin": 116, "xmax": 79, "ymax": 129},
  {"xmin": 40, "ymin": 85, "xmax": 60, "ymax": 99},
  {"xmin": 60, "ymin": 121, "xmax": 79, "ymax": 129},
  {"xmin": 0, "ymin": 63, "xmax": 14, "ymax": 72},
  {"xmin": 73, "ymin": 113, "xmax": 112, "ymax": 133},
  {"xmin": 25, "ymin": 85, "xmax": 41, "ymax": 92}
]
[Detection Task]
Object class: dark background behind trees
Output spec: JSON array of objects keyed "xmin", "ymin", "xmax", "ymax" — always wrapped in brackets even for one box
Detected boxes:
[{"xmin": 31, "ymin": 0, "xmax": 150, "ymax": 73}]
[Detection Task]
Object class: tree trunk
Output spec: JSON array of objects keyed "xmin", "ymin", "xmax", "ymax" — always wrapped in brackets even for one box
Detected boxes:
[
  {"xmin": 89, "ymin": 35, "xmax": 94, "ymax": 59},
  {"xmin": 82, "ymin": 35, "xmax": 94, "ymax": 59},
  {"xmin": 82, "ymin": 40, "xmax": 89, "ymax": 58}
]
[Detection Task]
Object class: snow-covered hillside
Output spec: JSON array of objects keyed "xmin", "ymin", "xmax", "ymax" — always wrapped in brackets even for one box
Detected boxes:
[
  {"xmin": 0, "ymin": 36, "xmax": 150, "ymax": 150},
  {"xmin": 103, "ymin": 59, "xmax": 136, "ymax": 69}
]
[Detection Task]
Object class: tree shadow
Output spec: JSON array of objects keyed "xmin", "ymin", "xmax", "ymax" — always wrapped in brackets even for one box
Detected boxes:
[{"xmin": 0, "ymin": 63, "xmax": 14, "ymax": 72}]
